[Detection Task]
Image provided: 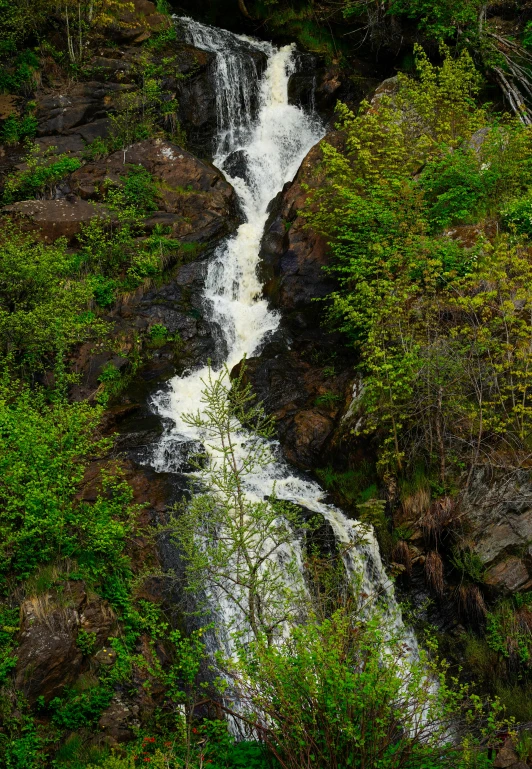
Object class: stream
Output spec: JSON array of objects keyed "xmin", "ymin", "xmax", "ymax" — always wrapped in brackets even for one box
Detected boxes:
[{"xmin": 148, "ymin": 16, "xmax": 417, "ymax": 661}]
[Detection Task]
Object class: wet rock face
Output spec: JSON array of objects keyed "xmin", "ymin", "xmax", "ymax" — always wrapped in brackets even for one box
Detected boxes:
[
  {"xmin": 15, "ymin": 582, "xmax": 117, "ymax": 704},
  {"xmin": 171, "ymin": 32, "xmax": 267, "ymax": 159},
  {"xmin": 260, "ymin": 133, "xmax": 340, "ymax": 316},
  {"xmin": 245, "ymin": 132, "xmax": 359, "ymax": 471},
  {"xmin": 461, "ymin": 468, "xmax": 532, "ymax": 595},
  {"xmin": 70, "ymin": 256, "xmax": 218, "ymax": 402},
  {"xmin": 240, "ymin": 348, "xmax": 352, "ymax": 471}
]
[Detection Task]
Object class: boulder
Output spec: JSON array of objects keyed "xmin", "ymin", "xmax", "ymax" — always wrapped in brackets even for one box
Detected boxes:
[
  {"xmin": 2, "ymin": 198, "xmax": 108, "ymax": 243},
  {"xmin": 485, "ymin": 558, "xmax": 531, "ymax": 594},
  {"xmin": 98, "ymin": 694, "xmax": 138, "ymax": 743},
  {"xmin": 15, "ymin": 582, "xmax": 116, "ymax": 703},
  {"xmin": 460, "ymin": 468, "xmax": 532, "ymax": 595},
  {"xmin": 69, "ymin": 138, "xmax": 239, "ymax": 244},
  {"xmin": 69, "ymin": 257, "xmax": 217, "ymax": 402},
  {"xmin": 222, "ymin": 149, "xmax": 249, "ymax": 184},
  {"xmin": 108, "ymin": 0, "xmax": 171, "ymax": 44},
  {"xmin": 260, "ymin": 134, "xmax": 340, "ymax": 316},
  {"xmin": 494, "ymin": 738, "xmax": 520, "ymax": 768},
  {"xmin": 35, "ymin": 82, "xmax": 133, "ymax": 135},
  {"xmin": 240, "ymin": 350, "xmax": 349, "ymax": 470}
]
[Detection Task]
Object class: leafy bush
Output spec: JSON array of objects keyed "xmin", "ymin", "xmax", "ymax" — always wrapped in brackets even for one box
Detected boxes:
[
  {"xmin": 420, "ymin": 148, "xmax": 490, "ymax": 229},
  {"xmin": 387, "ymin": 0, "xmax": 483, "ymax": 41},
  {"xmin": 1, "ymin": 145, "xmax": 82, "ymax": 204},
  {"xmin": 231, "ymin": 611, "xmax": 502, "ymax": 769},
  {"xmin": 49, "ymin": 687, "xmax": 114, "ymax": 729},
  {"xmin": 0, "ymin": 373, "xmax": 134, "ymax": 588},
  {"xmin": 0, "ymin": 112, "xmax": 38, "ymax": 145},
  {"xmin": 306, "ymin": 46, "xmax": 532, "ymax": 478},
  {"xmin": 0, "ymin": 49, "xmax": 39, "ymax": 94},
  {"xmin": 120, "ymin": 165, "xmax": 158, "ymax": 213},
  {"xmin": 0, "ymin": 227, "xmax": 103, "ymax": 369},
  {"xmin": 503, "ymin": 192, "xmax": 532, "ymax": 236}
]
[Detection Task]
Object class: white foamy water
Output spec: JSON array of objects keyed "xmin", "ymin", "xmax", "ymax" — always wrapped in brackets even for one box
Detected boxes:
[{"xmin": 150, "ymin": 17, "xmax": 417, "ymax": 658}]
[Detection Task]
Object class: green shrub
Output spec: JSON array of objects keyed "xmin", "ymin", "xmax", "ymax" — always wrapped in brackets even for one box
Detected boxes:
[
  {"xmin": 49, "ymin": 687, "xmax": 114, "ymax": 730},
  {"xmin": 420, "ymin": 148, "xmax": 490, "ymax": 229},
  {"xmin": 0, "ymin": 49, "xmax": 39, "ymax": 94},
  {"xmin": 503, "ymin": 193, "xmax": 532, "ymax": 236},
  {"xmin": 0, "ymin": 113, "xmax": 38, "ymax": 145},
  {"xmin": 120, "ymin": 165, "xmax": 158, "ymax": 213},
  {"xmin": 232, "ymin": 611, "xmax": 502, "ymax": 769},
  {"xmin": 0, "ymin": 227, "xmax": 104, "ymax": 368},
  {"xmin": 2, "ymin": 147, "xmax": 82, "ymax": 204},
  {"xmin": 0, "ymin": 373, "xmax": 135, "ymax": 588}
]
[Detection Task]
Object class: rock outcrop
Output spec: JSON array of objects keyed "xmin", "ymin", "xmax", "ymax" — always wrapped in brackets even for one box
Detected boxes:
[
  {"xmin": 461, "ymin": 468, "xmax": 532, "ymax": 595},
  {"xmin": 15, "ymin": 582, "xmax": 117, "ymax": 704},
  {"xmin": 3, "ymin": 198, "xmax": 108, "ymax": 242},
  {"xmin": 70, "ymin": 138, "xmax": 238, "ymax": 244}
]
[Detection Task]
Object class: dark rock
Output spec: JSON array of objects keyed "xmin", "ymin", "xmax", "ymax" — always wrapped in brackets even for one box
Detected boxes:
[
  {"xmin": 239, "ymin": 351, "xmax": 350, "ymax": 470},
  {"xmin": 14, "ymin": 582, "xmax": 116, "ymax": 703},
  {"xmin": 494, "ymin": 739, "xmax": 520, "ymax": 768},
  {"xmin": 69, "ymin": 257, "xmax": 217, "ymax": 402},
  {"xmin": 260, "ymin": 134, "xmax": 341, "ymax": 317},
  {"xmin": 485, "ymin": 558, "xmax": 531, "ymax": 594},
  {"xmin": 2, "ymin": 198, "xmax": 108, "ymax": 243},
  {"xmin": 460, "ymin": 467, "xmax": 532, "ymax": 594},
  {"xmin": 222, "ymin": 149, "xmax": 249, "ymax": 183},
  {"xmin": 107, "ymin": 0, "xmax": 171, "ymax": 44},
  {"xmin": 35, "ymin": 134, "xmax": 85, "ymax": 155},
  {"xmin": 70, "ymin": 138, "xmax": 239, "ymax": 244},
  {"xmin": 72, "ymin": 118, "xmax": 111, "ymax": 144},
  {"xmin": 172, "ymin": 40, "xmax": 267, "ymax": 159},
  {"xmin": 174, "ymin": 46, "xmax": 218, "ymax": 158},
  {"xmin": 36, "ymin": 82, "xmax": 132, "ymax": 135},
  {"xmin": 98, "ymin": 695, "xmax": 137, "ymax": 742},
  {"xmin": 88, "ymin": 57, "xmax": 133, "ymax": 81}
]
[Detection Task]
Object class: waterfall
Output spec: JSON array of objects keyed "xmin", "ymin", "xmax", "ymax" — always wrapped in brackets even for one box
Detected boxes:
[{"xmin": 150, "ymin": 18, "xmax": 418, "ymax": 659}]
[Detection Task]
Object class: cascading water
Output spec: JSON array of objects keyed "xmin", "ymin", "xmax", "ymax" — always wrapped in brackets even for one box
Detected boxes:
[{"xmin": 150, "ymin": 17, "xmax": 418, "ymax": 659}]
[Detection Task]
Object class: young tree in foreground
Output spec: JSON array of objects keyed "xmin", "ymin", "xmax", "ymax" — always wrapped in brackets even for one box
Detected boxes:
[{"xmin": 171, "ymin": 365, "xmax": 310, "ymax": 646}]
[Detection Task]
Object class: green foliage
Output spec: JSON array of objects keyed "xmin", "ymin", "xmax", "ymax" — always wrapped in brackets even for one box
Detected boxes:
[
  {"xmin": 486, "ymin": 598, "xmax": 532, "ymax": 666},
  {"xmin": 524, "ymin": 22, "xmax": 532, "ymax": 51},
  {"xmin": 0, "ymin": 112, "xmax": 38, "ymax": 145},
  {"xmin": 0, "ymin": 373, "xmax": 135, "ymax": 589},
  {"xmin": 76, "ymin": 629, "xmax": 97, "ymax": 657},
  {"xmin": 503, "ymin": 191, "xmax": 532, "ymax": 236},
  {"xmin": 387, "ymin": 0, "xmax": 483, "ymax": 41},
  {"xmin": 314, "ymin": 390, "xmax": 341, "ymax": 407},
  {"xmin": 1, "ymin": 145, "xmax": 82, "ymax": 205},
  {"xmin": 0, "ymin": 605, "xmax": 18, "ymax": 685},
  {"xmin": 0, "ymin": 49, "xmax": 39, "ymax": 94},
  {"xmin": 120, "ymin": 165, "xmax": 159, "ymax": 213},
  {"xmin": 77, "ymin": 170, "xmax": 180, "ymax": 304},
  {"xmin": 232, "ymin": 611, "xmax": 502, "ymax": 769},
  {"xmin": 0, "ymin": 227, "xmax": 104, "ymax": 370},
  {"xmin": 419, "ymin": 147, "xmax": 491, "ymax": 229},
  {"xmin": 108, "ymin": 51, "xmax": 184, "ymax": 149},
  {"xmin": 316, "ymin": 461, "xmax": 377, "ymax": 507},
  {"xmin": 253, "ymin": 2, "xmax": 343, "ymax": 60},
  {"xmin": 450, "ymin": 546, "xmax": 486, "ymax": 584},
  {"xmin": 306, "ymin": 46, "xmax": 532, "ymax": 477},
  {"xmin": 170, "ymin": 365, "xmax": 313, "ymax": 643},
  {"xmin": 49, "ymin": 687, "xmax": 114, "ymax": 729}
]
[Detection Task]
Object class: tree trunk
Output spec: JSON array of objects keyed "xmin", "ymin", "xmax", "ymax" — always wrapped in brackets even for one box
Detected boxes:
[{"xmin": 238, "ymin": 0, "xmax": 253, "ymax": 20}]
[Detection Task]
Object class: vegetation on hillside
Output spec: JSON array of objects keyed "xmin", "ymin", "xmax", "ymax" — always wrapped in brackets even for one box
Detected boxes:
[{"xmin": 1, "ymin": 0, "xmax": 532, "ymax": 765}]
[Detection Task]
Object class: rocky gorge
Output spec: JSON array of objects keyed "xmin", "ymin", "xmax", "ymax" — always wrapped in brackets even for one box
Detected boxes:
[{"xmin": 2, "ymin": 0, "xmax": 532, "ymax": 765}]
